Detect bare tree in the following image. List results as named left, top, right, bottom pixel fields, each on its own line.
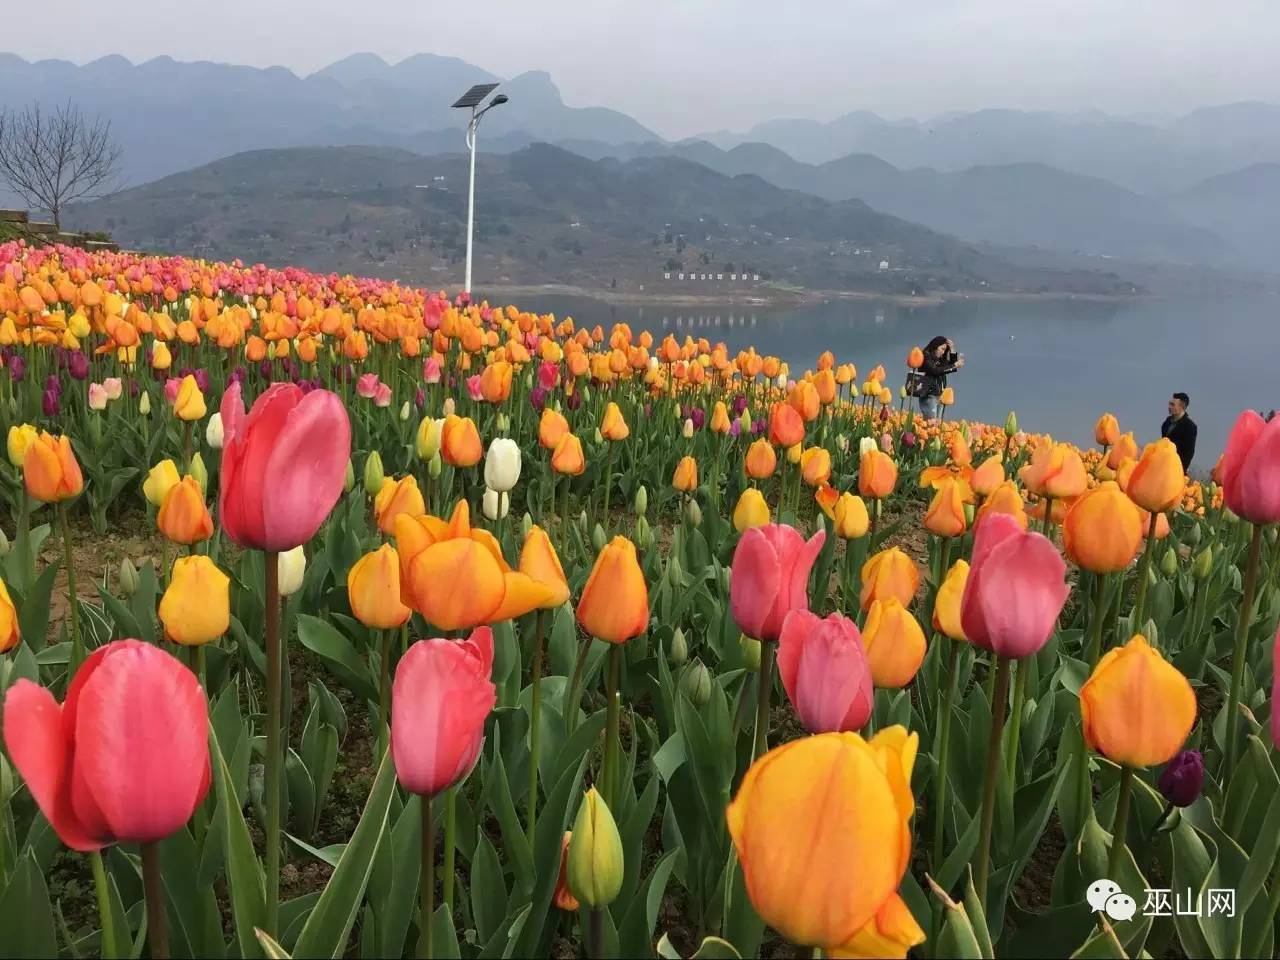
left=0, top=100, right=122, bottom=230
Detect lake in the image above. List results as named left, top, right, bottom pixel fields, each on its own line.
left=510, top=292, right=1279, bottom=468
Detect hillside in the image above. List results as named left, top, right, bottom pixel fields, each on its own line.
left=66, top=144, right=1138, bottom=298
left=1170, top=163, right=1280, bottom=271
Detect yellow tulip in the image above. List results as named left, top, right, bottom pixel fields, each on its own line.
left=159, top=555, right=230, bottom=646
left=733, top=488, right=770, bottom=532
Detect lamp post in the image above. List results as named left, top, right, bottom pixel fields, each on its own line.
left=451, top=83, right=508, bottom=296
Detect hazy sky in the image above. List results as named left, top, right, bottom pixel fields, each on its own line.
left=10, top=0, right=1280, bottom=138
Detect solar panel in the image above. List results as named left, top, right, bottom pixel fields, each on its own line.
left=452, top=83, right=500, bottom=109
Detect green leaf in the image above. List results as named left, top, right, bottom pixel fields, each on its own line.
left=211, top=724, right=267, bottom=960
left=254, top=928, right=293, bottom=959
left=655, top=933, right=743, bottom=959
left=617, top=849, right=679, bottom=958
left=290, top=748, right=397, bottom=959
left=471, top=829, right=507, bottom=946
left=296, top=614, right=379, bottom=703
left=1069, top=920, right=1129, bottom=958
left=0, top=850, right=57, bottom=959
left=16, top=562, right=58, bottom=649
left=927, top=875, right=986, bottom=960
left=962, top=868, right=995, bottom=960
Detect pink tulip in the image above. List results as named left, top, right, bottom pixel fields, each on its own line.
left=467, top=374, right=484, bottom=401
left=423, top=357, right=442, bottom=383
left=3, top=640, right=210, bottom=852
left=961, top=512, right=1069, bottom=658
left=1220, top=411, right=1280, bottom=525
left=777, top=609, right=873, bottom=733
left=87, top=382, right=108, bottom=410
left=373, top=382, right=392, bottom=408
left=538, top=361, right=560, bottom=390
left=391, top=628, right=496, bottom=796
left=730, top=523, right=826, bottom=642
left=164, top=377, right=181, bottom=404
left=219, top=381, right=351, bottom=551
left=356, top=373, right=380, bottom=399
left=103, top=377, right=122, bottom=400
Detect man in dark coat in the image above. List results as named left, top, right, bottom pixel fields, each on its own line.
left=1161, top=392, right=1197, bottom=473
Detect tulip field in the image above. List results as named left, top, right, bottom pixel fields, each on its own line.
left=2, top=239, right=1280, bottom=960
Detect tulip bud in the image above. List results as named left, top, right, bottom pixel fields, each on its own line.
left=496, top=412, right=510, bottom=432
left=668, top=554, right=683, bottom=588
left=669, top=627, right=688, bottom=665
left=1269, top=527, right=1279, bottom=546
left=581, top=384, right=592, bottom=404
left=443, top=397, right=456, bottom=416
left=118, top=558, right=140, bottom=597
left=859, top=436, right=878, bottom=458
left=399, top=400, right=411, bottom=421
left=416, top=417, right=442, bottom=461
left=685, top=498, right=702, bottom=527
left=899, top=384, right=908, bottom=400
left=634, top=485, right=648, bottom=516
left=1004, top=411, right=1018, bottom=437
left=482, top=488, right=510, bottom=521
left=1159, top=549, right=1178, bottom=577
left=567, top=788, right=624, bottom=908
left=683, top=418, right=695, bottom=438
left=344, top=460, right=356, bottom=492
left=205, top=411, right=224, bottom=449
left=594, top=428, right=604, bottom=444
left=278, top=545, right=306, bottom=597
left=740, top=634, right=761, bottom=671
left=521, top=512, right=533, bottom=538
left=0, top=528, right=8, bottom=558
left=592, top=523, right=607, bottom=552
left=189, top=453, right=208, bottom=494
left=1192, top=546, right=1213, bottom=580
left=1147, top=565, right=1158, bottom=587
left=635, top=515, right=653, bottom=549
left=139, top=392, right=152, bottom=416
left=1157, top=750, right=1204, bottom=808
left=429, top=452, right=442, bottom=479
left=363, top=451, right=384, bottom=495
left=680, top=659, right=712, bottom=706
left=578, top=510, right=590, bottom=535
left=1185, top=523, right=1201, bottom=546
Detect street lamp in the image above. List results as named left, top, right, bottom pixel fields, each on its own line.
left=451, top=83, right=509, bottom=296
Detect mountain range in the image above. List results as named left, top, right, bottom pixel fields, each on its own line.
left=2, top=51, right=1277, bottom=276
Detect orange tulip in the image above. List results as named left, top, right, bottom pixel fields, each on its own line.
left=519, top=525, right=571, bottom=609
left=480, top=361, right=513, bottom=403
left=800, top=447, right=832, bottom=487
left=710, top=401, right=732, bottom=433
left=969, top=454, right=1005, bottom=497
left=1080, top=635, right=1196, bottom=767
left=23, top=433, right=84, bottom=503
left=157, top=476, right=214, bottom=545
left=441, top=415, right=483, bottom=467
left=858, top=450, right=897, bottom=500
left=861, top=598, right=927, bottom=688
left=939, top=387, right=955, bottom=406
left=745, top=438, right=777, bottom=480
left=769, top=403, right=805, bottom=448
left=601, top=402, right=630, bottom=441
left=1063, top=482, right=1143, bottom=573
left=907, top=347, right=924, bottom=369
left=814, top=369, right=837, bottom=405
left=348, top=544, right=412, bottom=629
left=1019, top=441, right=1088, bottom=500
left=375, top=475, right=426, bottom=534
left=539, top=408, right=570, bottom=449
left=932, top=559, right=969, bottom=640
left=1107, top=432, right=1138, bottom=470
left=0, top=579, right=18, bottom=653
left=860, top=547, right=919, bottom=612
left=726, top=729, right=918, bottom=951
left=552, top=433, right=586, bottom=476
left=577, top=537, right=649, bottom=643
left=1094, top=413, right=1120, bottom=447
left=923, top=477, right=968, bottom=538
left=1126, top=439, right=1185, bottom=513
left=673, top=456, right=698, bottom=492
left=833, top=493, right=870, bottom=539
left=948, top=433, right=972, bottom=467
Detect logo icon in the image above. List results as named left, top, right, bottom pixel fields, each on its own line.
left=1087, top=878, right=1137, bottom=921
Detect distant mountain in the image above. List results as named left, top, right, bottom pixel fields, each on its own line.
left=0, top=52, right=658, bottom=188
left=65, top=143, right=1137, bottom=297
left=699, top=104, right=1280, bottom=194
left=1170, top=163, right=1280, bottom=270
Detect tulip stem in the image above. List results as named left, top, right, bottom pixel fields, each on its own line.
left=754, top=639, right=775, bottom=760
left=603, top=644, right=623, bottom=810
left=378, top=629, right=392, bottom=759
left=588, top=907, right=604, bottom=960
left=564, top=637, right=592, bottom=736
left=60, top=503, right=82, bottom=672
left=263, top=550, right=282, bottom=935
left=1223, top=524, right=1265, bottom=792
left=1005, top=658, right=1028, bottom=785
left=527, top=609, right=546, bottom=842
left=975, top=655, right=1011, bottom=905
left=419, top=794, right=435, bottom=960
left=90, top=851, right=118, bottom=960
left=1107, top=766, right=1134, bottom=880
left=17, top=491, right=32, bottom=589
left=1085, top=573, right=1110, bottom=668
left=932, top=638, right=960, bottom=871
left=1131, top=511, right=1160, bottom=629
left=601, top=442, right=615, bottom=535
left=141, top=842, right=170, bottom=960
left=443, top=788, right=456, bottom=910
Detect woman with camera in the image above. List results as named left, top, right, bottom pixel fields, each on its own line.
left=915, top=336, right=965, bottom=420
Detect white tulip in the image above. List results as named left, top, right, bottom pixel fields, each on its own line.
left=485, top=437, right=522, bottom=492
left=859, top=436, right=879, bottom=457
left=278, top=546, right=306, bottom=597
left=683, top=418, right=695, bottom=438
left=399, top=401, right=411, bottom=421
left=482, top=487, right=510, bottom=521
left=206, top=411, right=224, bottom=449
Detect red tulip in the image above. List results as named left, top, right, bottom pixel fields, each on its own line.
left=777, top=609, right=873, bottom=733
left=2, top=640, right=210, bottom=852
left=391, top=627, right=496, bottom=797
left=730, top=523, right=826, bottom=642
left=219, top=381, right=351, bottom=552
left=960, top=513, right=1070, bottom=659
left=1221, top=411, right=1280, bottom=525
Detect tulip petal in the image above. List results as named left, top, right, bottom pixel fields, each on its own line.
left=1238, top=417, right=1280, bottom=524
left=1221, top=410, right=1265, bottom=517
left=261, top=389, right=351, bottom=551
left=2, top=680, right=104, bottom=851
left=407, top=540, right=505, bottom=631
left=730, top=529, right=781, bottom=640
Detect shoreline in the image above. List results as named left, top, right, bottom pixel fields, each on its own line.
left=478, top=282, right=1152, bottom=308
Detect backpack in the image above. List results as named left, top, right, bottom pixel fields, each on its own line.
left=905, top=370, right=930, bottom=399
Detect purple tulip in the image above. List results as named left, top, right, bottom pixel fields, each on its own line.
left=178, top=366, right=194, bottom=380
left=194, top=369, right=210, bottom=393
left=752, top=417, right=767, bottom=435
left=566, top=390, right=583, bottom=411
left=691, top=408, right=706, bottom=430
left=681, top=404, right=692, bottom=419
left=42, top=388, right=60, bottom=417
left=44, top=374, right=61, bottom=394
left=415, top=387, right=426, bottom=409
left=729, top=420, right=742, bottom=437
left=732, top=394, right=749, bottom=415
left=229, top=366, right=247, bottom=385
left=129, top=379, right=140, bottom=398
left=68, top=352, right=89, bottom=381
left=1158, top=750, right=1203, bottom=808
left=257, top=360, right=272, bottom=380
left=8, top=355, right=26, bottom=382
left=902, top=431, right=917, bottom=448
left=297, top=379, right=315, bottom=395
left=529, top=386, right=548, bottom=412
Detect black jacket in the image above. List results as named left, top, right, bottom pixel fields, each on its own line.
left=919, top=353, right=958, bottom=398
left=1161, top=415, right=1197, bottom=472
